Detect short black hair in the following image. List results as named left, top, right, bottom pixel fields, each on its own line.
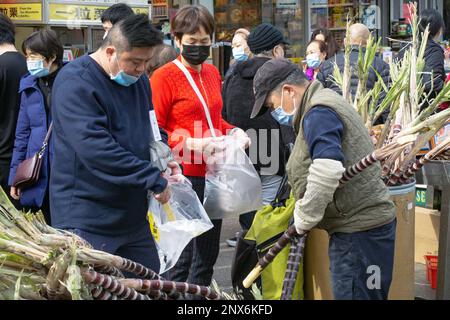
left=171, top=5, right=215, bottom=40
left=147, top=44, right=178, bottom=76
left=104, top=14, right=163, bottom=52
left=101, top=3, right=134, bottom=24
left=22, top=29, right=63, bottom=64
left=420, top=9, right=445, bottom=38
left=0, top=12, right=15, bottom=45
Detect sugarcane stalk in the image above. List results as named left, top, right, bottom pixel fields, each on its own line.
left=46, top=251, right=71, bottom=300
left=393, top=136, right=450, bottom=185
left=341, top=16, right=353, bottom=105
left=339, top=134, right=417, bottom=186
left=118, top=278, right=220, bottom=300
left=77, top=249, right=162, bottom=280
left=91, top=286, right=119, bottom=300
left=243, top=226, right=300, bottom=289
left=280, top=235, right=306, bottom=300
left=83, top=269, right=151, bottom=300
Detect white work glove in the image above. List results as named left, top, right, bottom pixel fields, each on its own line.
left=294, top=159, right=345, bottom=234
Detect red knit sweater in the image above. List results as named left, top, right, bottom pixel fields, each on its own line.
left=151, top=57, right=234, bottom=177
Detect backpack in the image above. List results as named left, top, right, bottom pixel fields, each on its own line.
left=230, top=173, right=304, bottom=300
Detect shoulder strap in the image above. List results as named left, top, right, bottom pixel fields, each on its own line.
left=172, top=59, right=216, bottom=138
left=38, top=122, right=52, bottom=157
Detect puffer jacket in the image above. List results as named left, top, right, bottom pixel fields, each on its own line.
left=317, top=47, right=390, bottom=123
left=317, top=47, right=390, bottom=96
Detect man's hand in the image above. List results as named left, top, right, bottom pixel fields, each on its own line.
left=10, top=187, right=20, bottom=200
left=154, top=184, right=171, bottom=204
left=230, top=128, right=251, bottom=149
left=167, top=161, right=182, bottom=176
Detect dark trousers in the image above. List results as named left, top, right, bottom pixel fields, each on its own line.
left=328, top=219, right=396, bottom=300
left=0, top=162, right=21, bottom=210
left=67, top=223, right=160, bottom=275
left=168, top=176, right=222, bottom=288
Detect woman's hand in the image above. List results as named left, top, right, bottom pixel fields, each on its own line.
left=230, top=128, right=251, bottom=149
left=10, top=187, right=20, bottom=200
left=185, top=136, right=225, bottom=153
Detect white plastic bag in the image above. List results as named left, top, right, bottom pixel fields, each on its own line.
left=148, top=175, right=213, bottom=274
left=203, top=137, right=263, bottom=219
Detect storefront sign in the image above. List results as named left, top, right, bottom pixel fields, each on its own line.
left=48, top=3, right=149, bottom=24
left=0, top=2, right=42, bottom=22
left=276, top=0, right=299, bottom=9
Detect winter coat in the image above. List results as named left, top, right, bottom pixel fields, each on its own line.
left=317, top=47, right=390, bottom=123
left=8, top=73, right=53, bottom=207
left=222, top=57, right=295, bottom=176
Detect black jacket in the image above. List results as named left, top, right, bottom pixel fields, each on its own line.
left=222, top=57, right=295, bottom=176
left=317, top=47, right=390, bottom=123
left=394, top=39, right=445, bottom=112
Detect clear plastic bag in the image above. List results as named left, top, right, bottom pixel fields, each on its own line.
left=203, top=137, right=263, bottom=219
left=148, top=175, right=213, bottom=274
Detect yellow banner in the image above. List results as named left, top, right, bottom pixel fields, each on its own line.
left=49, top=4, right=149, bottom=22
left=0, top=3, right=42, bottom=21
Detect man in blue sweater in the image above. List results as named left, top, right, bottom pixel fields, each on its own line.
left=51, top=14, right=179, bottom=272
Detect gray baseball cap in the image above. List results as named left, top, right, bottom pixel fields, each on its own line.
left=251, top=58, right=299, bottom=119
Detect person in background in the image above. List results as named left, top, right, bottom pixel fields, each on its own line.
left=0, top=13, right=28, bottom=207
left=304, top=39, right=327, bottom=81
left=418, top=9, right=446, bottom=110
left=310, top=28, right=340, bottom=59
left=146, top=43, right=178, bottom=77
left=227, top=28, right=252, bottom=76
left=8, top=29, right=64, bottom=225
left=222, top=23, right=295, bottom=247
left=317, top=23, right=390, bottom=123
left=151, top=5, right=250, bottom=291
left=51, top=14, right=177, bottom=273
left=101, top=2, right=134, bottom=39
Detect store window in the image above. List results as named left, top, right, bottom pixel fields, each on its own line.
left=262, top=0, right=304, bottom=63
left=215, top=0, right=262, bottom=41
left=309, top=0, right=380, bottom=48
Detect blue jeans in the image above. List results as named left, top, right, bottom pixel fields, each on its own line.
left=328, top=219, right=396, bottom=300
left=67, top=223, right=160, bottom=276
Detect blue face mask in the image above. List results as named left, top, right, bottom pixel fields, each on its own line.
left=306, top=53, right=322, bottom=69
left=109, top=56, right=139, bottom=87
left=27, top=59, right=50, bottom=78
left=232, top=47, right=248, bottom=62
left=271, top=92, right=297, bottom=126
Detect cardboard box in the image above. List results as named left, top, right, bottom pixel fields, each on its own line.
left=304, top=190, right=417, bottom=300
left=415, top=207, right=440, bottom=263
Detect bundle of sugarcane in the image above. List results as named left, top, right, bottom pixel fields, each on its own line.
left=0, top=187, right=233, bottom=300
left=331, top=2, right=450, bottom=185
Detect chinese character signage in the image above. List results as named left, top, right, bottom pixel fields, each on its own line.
left=0, top=1, right=42, bottom=22
left=48, top=3, right=149, bottom=25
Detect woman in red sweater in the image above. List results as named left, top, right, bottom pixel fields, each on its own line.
left=151, top=5, right=250, bottom=291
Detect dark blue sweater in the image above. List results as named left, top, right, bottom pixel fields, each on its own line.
left=303, top=106, right=345, bottom=163
left=50, top=54, right=168, bottom=235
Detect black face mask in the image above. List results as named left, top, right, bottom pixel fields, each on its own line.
left=181, top=44, right=211, bottom=65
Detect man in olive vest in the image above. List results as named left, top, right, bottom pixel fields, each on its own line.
left=250, top=58, right=396, bottom=300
